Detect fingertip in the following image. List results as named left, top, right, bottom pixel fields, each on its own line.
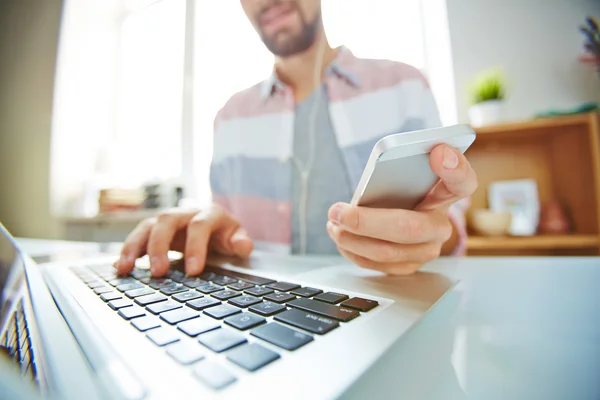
left=116, top=254, right=135, bottom=276
left=185, top=256, right=203, bottom=276
left=430, top=145, right=465, bottom=176
left=150, top=255, right=170, bottom=278
left=232, top=237, right=253, bottom=258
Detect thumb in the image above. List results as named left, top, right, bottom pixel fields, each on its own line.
left=230, top=228, right=253, bottom=258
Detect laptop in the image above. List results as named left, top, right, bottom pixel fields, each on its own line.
left=0, top=222, right=456, bottom=400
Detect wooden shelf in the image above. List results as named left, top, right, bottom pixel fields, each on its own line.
left=473, top=113, right=594, bottom=137
left=467, top=234, right=600, bottom=251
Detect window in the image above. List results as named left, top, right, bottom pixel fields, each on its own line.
left=114, top=0, right=187, bottom=186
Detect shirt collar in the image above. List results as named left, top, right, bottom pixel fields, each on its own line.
left=260, top=45, right=360, bottom=101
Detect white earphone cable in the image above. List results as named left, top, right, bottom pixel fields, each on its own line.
left=290, top=36, right=326, bottom=254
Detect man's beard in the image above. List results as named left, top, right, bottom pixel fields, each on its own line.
left=257, top=3, right=322, bottom=57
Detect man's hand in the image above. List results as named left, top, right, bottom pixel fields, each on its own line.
left=115, top=204, right=253, bottom=277
left=326, top=144, right=477, bottom=275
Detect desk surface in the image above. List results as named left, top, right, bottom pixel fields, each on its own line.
left=16, top=238, right=600, bottom=400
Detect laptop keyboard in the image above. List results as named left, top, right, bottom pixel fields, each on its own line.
left=0, top=299, right=38, bottom=384
left=70, top=264, right=379, bottom=391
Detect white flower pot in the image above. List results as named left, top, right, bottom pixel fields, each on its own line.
left=468, top=100, right=505, bottom=127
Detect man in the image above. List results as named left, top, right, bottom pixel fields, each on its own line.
left=116, top=0, right=478, bottom=278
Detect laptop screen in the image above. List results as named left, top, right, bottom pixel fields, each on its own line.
left=0, top=225, right=25, bottom=330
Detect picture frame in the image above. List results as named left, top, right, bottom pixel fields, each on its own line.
left=488, top=179, right=540, bottom=236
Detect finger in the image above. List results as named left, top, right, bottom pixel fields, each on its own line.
left=228, top=228, right=254, bottom=258
left=327, top=221, right=442, bottom=264
left=418, top=145, right=477, bottom=211
left=147, top=211, right=194, bottom=277
left=117, top=218, right=155, bottom=275
left=337, top=247, right=422, bottom=275
left=208, top=226, right=254, bottom=262
left=329, top=203, right=449, bottom=244
left=184, top=207, right=239, bottom=275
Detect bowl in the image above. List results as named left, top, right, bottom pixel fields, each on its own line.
left=468, top=209, right=512, bottom=236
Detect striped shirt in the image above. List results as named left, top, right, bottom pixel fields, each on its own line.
left=210, top=47, right=468, bottom=256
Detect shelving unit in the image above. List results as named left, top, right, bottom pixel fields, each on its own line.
left=465, top=112, right=600, bottom=256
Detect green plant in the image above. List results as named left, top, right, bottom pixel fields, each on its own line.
left=469, top=69, right=506, bottom=105
left=580, top=16, right=599, bottom=59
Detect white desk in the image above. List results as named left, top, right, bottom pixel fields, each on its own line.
left=16, top=239, right=600, bottom=400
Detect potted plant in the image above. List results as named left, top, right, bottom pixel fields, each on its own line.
left=579, top=16, right=599, bottom=104
left=467, top=69, right=506, bottom=127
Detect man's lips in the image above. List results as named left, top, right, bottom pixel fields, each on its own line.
left=258, top=3, right=296, bottom=31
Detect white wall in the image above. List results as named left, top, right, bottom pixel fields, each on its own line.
left=0, top=0, right=64, bottom=239
left=446, top=0, right=600, bottom=123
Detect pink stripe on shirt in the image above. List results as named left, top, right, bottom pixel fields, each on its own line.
left=216, top=195, right=291, bottom=245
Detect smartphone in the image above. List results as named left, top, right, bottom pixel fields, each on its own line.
left=350, top=124, right=476, bottom=209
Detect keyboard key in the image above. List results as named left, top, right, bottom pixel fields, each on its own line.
left=264, top=292, right=295, bottom=304
left=199, top=271, right=219, bottom=281
left=212, top=276, right=238, bottom=286
left=116, top=282, right=144, bottom=292
left=178, top=318, right=220, bottom=337
left=204, top=304, right=241, bottom=320
left=93, top=287, right=113, bottom=295
left=118, top=306, right=146, bottom=320
left=131, top=269, right=151, bottom=280
left=166, top=341, right=205, bottom=365
left=135, top=294, right=167, bottom=306
left=172, top=291, right=202, bottom=303
left=288, top=298, right=359, bottom=322
left=313, top=292, right=349, bottom=304
left=81, top=277, right=100, bottom=285
left=198, top=329, right=246, bottom=353
left=131, top=316, right=160, bottom=332
left=208, top=268, right=275, bottom=285
left=125, top=287, right=154, bottom=299
left=148, top=279, right=175, bottom=290
left=100, top=292, right=122, bottom=302
left=226, top=343, right=280, bottom=372
left=224, top=313, right=265, bottom=330
left=228, top=295, right=262, bottom=308
left=197, top=284, right=223, bottom=294
left=182, top=278, right=207, bottom=288
left=290, top=287, right=323, bottom=298
left=160, top=285, right=188, bottom=296
left=87, top=281, right=106, bottom=289
left=248, top=301, right=286, bottom=317
left=146, top=328, right=180, bottom=347
left=192, top=361, right=236, bottom=391
left=97, top=270, right=117, bottom=279
left=211, top=290, right=242, bottom=301
left=341, top=297, right=379, bottom=312
left=160, top=308, right=199, bottom=325
left=167, top=270, right=186, bottom=283
left=108, top=299, right=133, bottom=310
left=274, top=309, right=339, bottom=334
left=228, top=281, right=254, bottom=291
left=187, top=297, right=220, bottom=311
left=266, top=281, right=300, bottom=292
left=251, top=322, right=313, bottom=351
left=147, top=301, right=182, bottom=315
left=109, top=278, right=135, bottom=287
left=244, top=286, right=274, bottom=297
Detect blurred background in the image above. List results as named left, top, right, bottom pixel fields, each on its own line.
left=0, top=0, right=599, bottom=257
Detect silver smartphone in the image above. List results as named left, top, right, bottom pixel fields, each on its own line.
left=351, top=124, right=476, bottom=209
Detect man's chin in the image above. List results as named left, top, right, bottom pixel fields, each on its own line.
left=262, top=36, right=314, bottom=57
